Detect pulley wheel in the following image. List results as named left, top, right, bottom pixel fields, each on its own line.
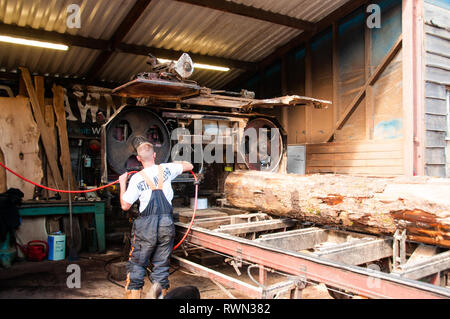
left=106, top=107, right=171, bottom=174
left=242, top=118, right=283, bottom=172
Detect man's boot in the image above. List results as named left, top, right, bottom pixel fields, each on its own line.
left=125, top=289, right=142, bottom=299
left=146, top=282, right=163, bottom=299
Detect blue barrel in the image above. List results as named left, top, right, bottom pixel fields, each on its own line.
left=48, top=233, right=66, bottom=261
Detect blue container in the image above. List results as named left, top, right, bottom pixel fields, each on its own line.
left=48, top=233, right=66, bottom=261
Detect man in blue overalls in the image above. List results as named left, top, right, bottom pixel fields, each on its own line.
left=119, top=141, right=193, bottom=299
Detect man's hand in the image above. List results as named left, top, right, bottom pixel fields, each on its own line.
left=119, top=172, right=132, bottom=211
left=119, top=172, right=129, bottom=185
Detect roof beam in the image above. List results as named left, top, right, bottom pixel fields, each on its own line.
left=175, top=0, right=316, bottom=31
left=223, top=0, right=369, bottom=90
left=0, top=23, right=257, bottom=75
left=86, top=0, right=153, bottom=81
left=0, top=22, right=108, bottom=50
left=117, top=43, right=257, bottom=71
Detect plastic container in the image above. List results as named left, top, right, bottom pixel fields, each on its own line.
left=190, top=197, right=208, bottom=210
left=48, top=233, right=66, bottom=261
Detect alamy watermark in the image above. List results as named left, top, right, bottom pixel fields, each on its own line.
left=66, top=264, right=81, bottom=289
left=66, top=3, right=381, bottom=30
left=169, top=120, right=281, bottom=170
left=67, top=4, right=81, bottom=29
left=367, top=4, right=381, bottom=29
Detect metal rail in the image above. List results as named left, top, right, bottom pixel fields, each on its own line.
left=175, top=223, right=450, bottom=299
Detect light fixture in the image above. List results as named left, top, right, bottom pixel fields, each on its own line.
left=0, top=35, right=69, bottom=51
left=157, top=58, right=230, bottom=72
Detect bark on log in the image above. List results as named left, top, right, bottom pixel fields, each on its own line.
left=224, top=171, right=450, bottom=248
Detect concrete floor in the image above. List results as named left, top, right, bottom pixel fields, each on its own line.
left=0, top=245, right=332, bottom=299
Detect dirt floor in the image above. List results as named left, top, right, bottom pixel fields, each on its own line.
left=0, top=244, right=333, bottom=299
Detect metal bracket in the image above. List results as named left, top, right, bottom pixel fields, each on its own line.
left=181, top=242, right=189, bottom=257
left=393, top=229, right=407, bottom=271
left=260, top=276, right=307, bottom=299
left=225, top=248, right=243, bottom=276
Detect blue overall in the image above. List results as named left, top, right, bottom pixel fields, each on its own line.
left=126, top=166, right=175, bottom=290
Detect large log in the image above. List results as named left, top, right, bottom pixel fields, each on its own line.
left=224, top=171, right=450, bottom=248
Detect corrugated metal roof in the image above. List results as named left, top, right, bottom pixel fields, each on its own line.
left=0, top=0, right=351, bottom=89
left=229, top=0, right=350, bottom=22
left=0, top=0, right=135, bottom=39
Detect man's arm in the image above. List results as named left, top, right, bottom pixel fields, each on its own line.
left=172, top=161, right=193, bottom=172
left=119, top=173, right=132, bottom=211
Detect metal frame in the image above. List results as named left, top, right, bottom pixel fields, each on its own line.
left=175, top=218, right=450, bottom=299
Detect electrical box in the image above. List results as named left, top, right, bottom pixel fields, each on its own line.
left=287, top=145, right=306, bottom=175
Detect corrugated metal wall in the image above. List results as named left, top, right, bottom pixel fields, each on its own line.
left=423, top=0, right=450, bottom=177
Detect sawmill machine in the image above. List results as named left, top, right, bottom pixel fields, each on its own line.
left=101, top=53, right=330, bottom=192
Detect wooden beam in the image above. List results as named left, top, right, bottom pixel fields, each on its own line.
left=402, top=0, right=425, bottom=176
left=325, top=36, right=403, bottom=142
left=364, top=6, right=374, bottom=141
left=86, top=0, right=153, bottom=80
left=19, top=67, right=64, bottom=191
left=0, top=23, right=256, bottom=74
left=0, top=22, right=107, bottom=50
left=52, top=84, right=76, bottom=192
left=305, top=41, right=312, bottom=144
left=118, top=43, right=256, bottom=71
left=224, top=0, right=368, bottom=90
left=332, top=22, right=339, bottom=142
left=175, top=0, right=315, bottom=31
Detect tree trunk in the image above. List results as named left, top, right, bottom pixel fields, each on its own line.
left=224, top=171, right=450, bottom=248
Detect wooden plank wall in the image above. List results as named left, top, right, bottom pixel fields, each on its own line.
left=304, top=0, right=404, bottom=177
left=306, top=139, right=404, bottom=176
left=423, top=1, right=450, bottom=177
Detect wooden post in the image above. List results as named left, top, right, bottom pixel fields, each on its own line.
left=305, top=41, right=313, bottom=144
left=34, top=76, right=48, bottom=198
left=280, top=55, right=289, bottom=133
left=364, top=9, right=374, bottom=140
left=52, top=84, right=76, bottom=193
left=402, top=0, right=425, bottom=176
left=332, top=22, right=339, bottom=142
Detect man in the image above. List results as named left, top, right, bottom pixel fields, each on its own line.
left=119, top=141, right=193, bottom=299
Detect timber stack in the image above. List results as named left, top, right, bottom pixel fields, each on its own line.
left=224, top=171, right=450, bottom=248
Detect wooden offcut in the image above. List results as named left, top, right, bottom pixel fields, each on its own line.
left=19, top=67, right=64, bottom=192
left=224, top=170, right=450, bottom=248
left=52, top=84, right=76, bottom=192
left=0, top=97, right=43, bottom=199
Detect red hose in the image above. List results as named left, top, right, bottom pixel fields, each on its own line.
left=0, top=161, right=197, bottom=250
left=173, top=170, right=198, bottom=251
left=0, top=161, right=137, bottom=193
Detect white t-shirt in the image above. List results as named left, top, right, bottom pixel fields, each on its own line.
left=122, top=163, right=183, bottom=212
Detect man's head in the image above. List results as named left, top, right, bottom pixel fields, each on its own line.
left=136, top=142, right=156, bottom=165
